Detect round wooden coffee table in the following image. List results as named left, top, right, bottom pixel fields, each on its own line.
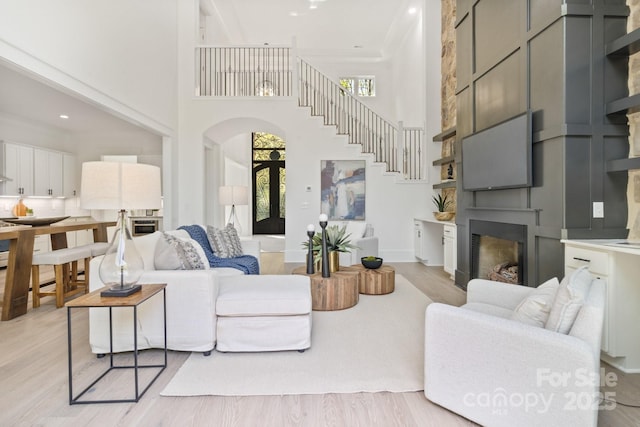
left=352, top=264, right=395, bottom=295
left=292, top=266, right=360, bottom=311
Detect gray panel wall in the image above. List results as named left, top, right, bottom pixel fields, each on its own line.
left=454, top=0, right=629, bottom=288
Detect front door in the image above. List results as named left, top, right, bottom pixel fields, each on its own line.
left=252, top=132, right=285, bottom=234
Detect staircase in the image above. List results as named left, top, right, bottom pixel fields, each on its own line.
left=196, top=46, right=425, bottom=181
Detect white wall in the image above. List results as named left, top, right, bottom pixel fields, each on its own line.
left=0, top=0, right=179, bottom=132
left=170, top=0, right=437, bottom=261
left=0, top=0, right=441, bottom=254
left=0, top=114, right=70, bottom=151
left=390, top=12, right=427, bottom=126
left=179, top=97, right=431, bottom=262
left=67, top=130, right=162, bottom=166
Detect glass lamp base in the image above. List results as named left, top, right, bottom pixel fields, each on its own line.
left=100, top=284, right=142, bottom=297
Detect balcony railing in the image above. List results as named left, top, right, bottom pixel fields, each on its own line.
left=195, top=46, right=425, bottom=180
left=196, top=46, right=293, bottom=97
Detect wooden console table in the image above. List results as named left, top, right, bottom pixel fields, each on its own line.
left=1, top=220, right=116, bottom=321
left=292, top=266, right=360, bottom=311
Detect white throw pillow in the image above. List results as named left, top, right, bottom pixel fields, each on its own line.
left=133, top=231, right=163, bottom=270
left=154, top=235, right=182, bottom=270
left=545, top=266, right=592, bottom=334
left=154, top=232, right=206, bottom=270
left=509, top=277, right=560, bottom=327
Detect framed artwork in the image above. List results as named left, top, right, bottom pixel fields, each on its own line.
left=320, top=160, right=365, bottom=220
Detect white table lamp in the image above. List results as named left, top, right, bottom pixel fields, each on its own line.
left=80, top=161, right=161, bottom=296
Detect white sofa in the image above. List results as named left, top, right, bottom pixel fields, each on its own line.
left=88, top=228, right=260, bottom=354
left=424, top=274, right=605, bottom=427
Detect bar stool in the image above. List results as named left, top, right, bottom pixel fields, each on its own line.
left=31, top=246, right=93, bottom=308
left=69, top=242, right=109, bottom=281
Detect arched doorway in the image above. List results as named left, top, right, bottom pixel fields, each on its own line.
left=252, top=132, right=285, bottom=234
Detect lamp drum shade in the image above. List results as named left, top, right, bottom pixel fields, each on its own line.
left=218, top=185, right=248, bottom=206
left=80, top=161, right=162, bottom=210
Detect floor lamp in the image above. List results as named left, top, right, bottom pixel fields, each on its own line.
left=80, top=161, right=162, bottom=296
left=219, top=185, right=248, bottom=234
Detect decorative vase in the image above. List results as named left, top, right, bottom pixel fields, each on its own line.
left=434, top=211, right=455, bottom=221
left=328, top=251, right=340, bottom=272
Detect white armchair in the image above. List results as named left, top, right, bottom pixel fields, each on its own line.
left=330, top=221, right=379, bottom=266
left=424, top=276, right=605, bottom=427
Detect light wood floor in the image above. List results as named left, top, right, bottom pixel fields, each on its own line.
left=0, top=254, right=638, bottom=426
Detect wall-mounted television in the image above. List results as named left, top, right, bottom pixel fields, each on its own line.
left=462, top=112, right=532, bottom=191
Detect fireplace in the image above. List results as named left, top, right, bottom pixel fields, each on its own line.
left=469, top=220, right=527, bottom=286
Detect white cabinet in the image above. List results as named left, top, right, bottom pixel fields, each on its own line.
left=414, top=217, right=456, bottom=274
left=563, top=240, right=640, bottom=373
left=414, top=221, right=423, bottom=260
left=63, top=154, right=77, bottom=197
left=0, top=141, right=75, bottom=198
left=443, top=223, right=457, bottom=279
left=1, top=142, right=34, bottom=196
left=34, top=148, right=63, bottom=197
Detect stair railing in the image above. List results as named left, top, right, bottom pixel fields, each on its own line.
left=298, top=58, right=400, bottom=173
left=195, top=46, right=425, bottom=180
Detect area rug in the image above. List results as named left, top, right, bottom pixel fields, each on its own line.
left=161, top=275, right=431, bottom=397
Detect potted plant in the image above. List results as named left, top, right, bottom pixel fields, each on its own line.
left=432, top=193, right=455, bottom=221
left=302, top=224, right=358, bottom=272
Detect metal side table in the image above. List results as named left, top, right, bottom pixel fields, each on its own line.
left=66, top=283, right=167, bottom=404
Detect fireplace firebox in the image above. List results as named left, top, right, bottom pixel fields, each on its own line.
left=469, top=220, right=528, bottom=286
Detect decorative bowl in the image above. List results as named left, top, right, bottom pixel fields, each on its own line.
left=361, top=256, right=383, bottom=269
left=433, top=211, right=455, bottom=221
left=2, top=215, right=70, bottom=226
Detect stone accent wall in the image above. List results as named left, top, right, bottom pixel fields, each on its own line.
left=628, top=0, right=640, bottom=240
left=440, top=0, right=457, bottom=212
left=441, top=0, right=457, bottom=131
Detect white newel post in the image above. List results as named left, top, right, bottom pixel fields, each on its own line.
left=397, top=121, right=405, bottom=180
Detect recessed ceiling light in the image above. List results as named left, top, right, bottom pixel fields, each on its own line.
left=289, top=11, right=298, bottom=17
left=309, top=4, right=318, bottom=9
left=409, top=7, right=417, bottom=14
left=59, top=114, right=69, bottom=119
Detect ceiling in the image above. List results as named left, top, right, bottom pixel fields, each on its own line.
left=0, top=0, right=425, bottom=135
left=205, top=0, right=423, bottom=57
left=0, top=62, right=148, bottom=134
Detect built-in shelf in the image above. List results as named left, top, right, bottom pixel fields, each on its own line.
left=605, top=93, right=640, bottom=115
left=607, top=157, right=640, bottom=172
left=432, top=127, right=457, bottom=142
left=433, top=180, right=456, bottom=189
left=432, top=155, right=455, bottom=166
left=432, top=128, right=457, bottom=190
left=606, top=27, right=640, bottom=56
left=605, top=28, right=640, bottom=115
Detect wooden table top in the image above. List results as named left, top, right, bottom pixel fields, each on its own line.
left=66, top=284, right=166, bottom=308
left=0, top=220, right=116, bottom=239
